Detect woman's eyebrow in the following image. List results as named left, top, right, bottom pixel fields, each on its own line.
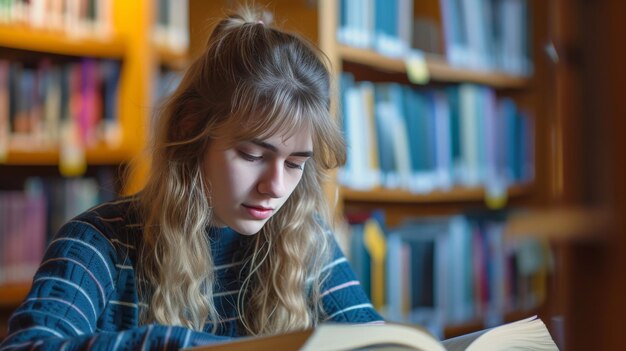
left=250, top=139, right=313, bottom=157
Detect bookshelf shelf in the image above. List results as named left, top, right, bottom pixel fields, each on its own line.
left=3, top=145, right=134, bottom=165
left=0, top=24, right=125, bottom=58
left=505, top=207, right=610, bottom=241
left=341, top=183, right=532, bottom=203
left=155, top=43, right=189, bottom=70
left=338, top=45, right=530, bottom=88
left=0, top=283, right=30, bottom=308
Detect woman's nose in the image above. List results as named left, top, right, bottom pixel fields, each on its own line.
left=257, top=161, right=287, bottom=198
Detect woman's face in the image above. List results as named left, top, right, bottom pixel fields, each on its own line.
left=204, top=127, right=313, bottom=235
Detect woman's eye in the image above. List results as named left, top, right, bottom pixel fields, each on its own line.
left=238, top=151, right=262, bottom=162
left=285, top=161, right=304, bottom=170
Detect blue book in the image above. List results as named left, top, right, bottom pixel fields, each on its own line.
left=446, top=86, right=462, bottom=184
left=374, top=84, right=400, bottom=188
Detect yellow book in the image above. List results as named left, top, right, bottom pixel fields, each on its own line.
left=363, top=217, right=387, bottom=310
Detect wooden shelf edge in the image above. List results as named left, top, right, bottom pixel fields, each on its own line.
left=341, top=183, right=531, bottom=204
left=504, top=206, right=611, bottom=242
left=338, top=45, right=530, bottom=88
left=0, top=283, right=30, bottom=308
left=2, top=145, right=135, bottom=165
left=155, top=44, right=189, bottom=70
left=0, top=24, right=125, bottom=58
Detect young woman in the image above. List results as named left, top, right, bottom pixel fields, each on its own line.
left=0, top=6, right=383, bottom=351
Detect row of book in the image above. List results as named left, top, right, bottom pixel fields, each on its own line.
left=0, top=57, right=122, bottom=155
left=0, top=0, right=190, bottom=54
left=339, top=73, right=534, bottom=194
left=0, top=0, right=114, bottom=38
left=337, top=0, right=531, bottom=76
left=441, top=0, right=532, bottom=75
left=338, top=0, right=414, bottom=58
left=343, top=210, right=552, bottom=338
left=0, top=173, right=116, bottom=285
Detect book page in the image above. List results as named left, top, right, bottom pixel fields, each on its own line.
left=441, top=329, right=486, bottom=351
left=465, top=316, right=559, bottom=351
left=301, top=323, right=445, bottom=351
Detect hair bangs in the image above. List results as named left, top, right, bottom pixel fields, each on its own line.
left=223, top=84, right=345, bottom=170
left=220, top=86, right=320, bottom=145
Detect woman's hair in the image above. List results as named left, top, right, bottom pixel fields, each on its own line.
left=136, top=5, right=346, bottom=336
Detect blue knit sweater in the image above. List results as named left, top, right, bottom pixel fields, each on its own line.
left=0, top=197, right=383, bottom=350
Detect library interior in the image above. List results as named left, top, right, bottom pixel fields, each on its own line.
left=0, top=0, right=625, bottom=350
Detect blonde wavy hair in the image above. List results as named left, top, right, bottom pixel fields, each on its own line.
left=136, top=5, right=346, bottom=336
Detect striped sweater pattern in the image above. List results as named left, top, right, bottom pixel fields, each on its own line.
left=0, top=197, right=383, bottom=350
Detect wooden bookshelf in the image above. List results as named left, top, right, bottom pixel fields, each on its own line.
left=0, top=0, right=160, bottom=333
left=319, top=0, right=552, bottom=339
left=338, top=45, right=530, bottom=88
left=319, top=0, right=538, bottom=221
left=0, top=24, right=125, bottom=59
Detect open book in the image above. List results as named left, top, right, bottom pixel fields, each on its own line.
left=184, top=315, right=559, bottom=351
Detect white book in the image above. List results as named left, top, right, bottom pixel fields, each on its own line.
left=439, top=0, right=471, bottom=67
left=185, top=316, right=559, bottom=351
left=168, top=0, right=189, bottom=52
left=458, top=84, right=481, bottom=187
left=432, top=91, right=453, bottom=190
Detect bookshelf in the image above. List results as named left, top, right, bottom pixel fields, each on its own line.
left=324, top=0, right=626, bottom=348
left=526, top=0, right=626, bottom=350
left=320, top=0, right=549, bottom=338
left=0, top=0, right=189, bottom=339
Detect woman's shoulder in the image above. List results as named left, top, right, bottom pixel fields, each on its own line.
left=59, top=195, right=143, bottom=247
left=73, top=195, right=139, bottom=223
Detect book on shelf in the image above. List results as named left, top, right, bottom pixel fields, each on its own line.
left=337, top=0, right=416, bottom=58
left=0, top=56, right=122, bottom=158
left=183, top=315, right=558, bottom=351
left=0, top=0, right=115, bottom=38
left=344, top=212, right=553, bottom=331
left=439, top=0, right=532, bottom=75
left=153, top=0, right=190, bottom=53
left=0, top=173, right=116, bottom=285
left=337, top=0, right=532, bottom=74
left=337, top=73, right=534, bottom=194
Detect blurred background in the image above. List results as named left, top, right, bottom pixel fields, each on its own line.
left=0, top=1, right=624, bottom=350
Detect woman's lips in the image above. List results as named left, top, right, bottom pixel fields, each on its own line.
left=242, top=204, right=274, bottom=220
